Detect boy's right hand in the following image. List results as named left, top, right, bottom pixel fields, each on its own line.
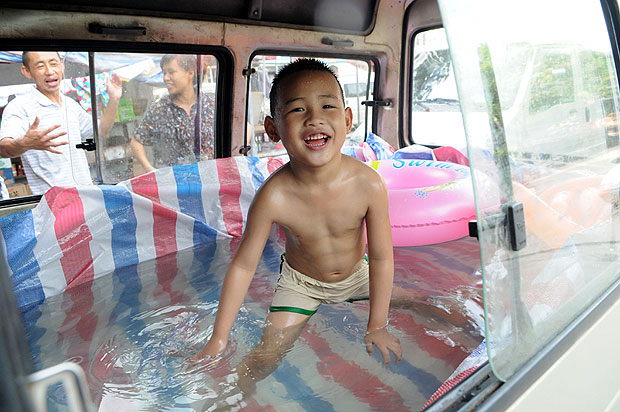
left=364, top=327, right=402, bottom=364
left=192, top=336, right=228, bottom=361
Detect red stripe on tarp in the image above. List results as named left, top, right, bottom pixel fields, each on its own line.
left=58, top=281, right=98, bottom=403
left=267, top=157, right=284, bottom=174
left=127, top=171, right=161, bottom=202
left=130, top=172, right=179, bottom=260
left=131, top=173, right=182, bottom=300
left=45, top=186, right=95, bottom=287
left=304, top=328, right=409, bottom=411
left=217, top=158, right=244, bottom=237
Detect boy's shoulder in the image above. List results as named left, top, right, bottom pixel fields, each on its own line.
left=342, top=155, right=384, bottom=183
left=254, top=161, right=292, bottom=197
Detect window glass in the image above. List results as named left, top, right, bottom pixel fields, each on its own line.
left=0, top=51, right=218, bottom=199
left=249, top=55, right=374, bottom=157
left=411, top=28, right=466, bottom=151
left=529, top=53, right=575, bottom=113
left=439, top=0, right=620, bottom=381
left=93, top=53, right=218, bottom=181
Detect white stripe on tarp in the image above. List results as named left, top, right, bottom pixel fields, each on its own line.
left=79, top=187, right=116, bottom=277
left=198, top=160, right=228, bottom=235
left=235, top=158, right=257, bottom=233
left=128, top=188, right=157, bottom=264
left=32, top=196, right=67, bottom=297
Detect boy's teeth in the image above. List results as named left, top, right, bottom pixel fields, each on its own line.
left=305, top=135, right=328, bottom=141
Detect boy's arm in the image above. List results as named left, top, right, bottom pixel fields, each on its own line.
left=364, top=173, right=402, bottom=364
left=196, top=189, right=276, bottom=358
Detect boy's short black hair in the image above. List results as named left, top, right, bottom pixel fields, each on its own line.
left=269, top=58, right=344, bottom=117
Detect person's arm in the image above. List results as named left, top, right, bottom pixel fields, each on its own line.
left=0, top=116, right=67, bottom=158
left=364, top=172, right=402, bottom=364
left=129, top=138, right=156, bottom=173
left=196, top=187, right=276, bottom=358
left=98, top=73, right=122, bottom=138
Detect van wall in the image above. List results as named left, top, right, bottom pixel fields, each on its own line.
left=0, top=1, right=409, bottom=151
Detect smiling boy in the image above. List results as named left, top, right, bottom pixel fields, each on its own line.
left=197, top=59, right=401, bottom=397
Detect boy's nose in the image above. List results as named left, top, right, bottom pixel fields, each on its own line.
left=305, top=107, right=325, bottom=125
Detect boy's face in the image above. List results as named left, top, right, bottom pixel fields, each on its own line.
left=265, top=70, right=352, bottom=167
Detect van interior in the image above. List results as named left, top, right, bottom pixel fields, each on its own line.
left=1, top=0, right=620, bottom=411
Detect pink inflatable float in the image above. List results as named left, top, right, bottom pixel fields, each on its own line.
left=368, top=159, right=476, bottom=247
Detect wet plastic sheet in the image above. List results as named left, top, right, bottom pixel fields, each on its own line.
left=0, top=156, right=286, bottom=308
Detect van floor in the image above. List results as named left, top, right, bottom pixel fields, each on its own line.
left=20, top=235, right=484, bottom=411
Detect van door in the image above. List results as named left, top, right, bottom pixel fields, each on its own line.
left=510, top=46, right=608, bottom=159
left=438, top=0, right=620, bottom=387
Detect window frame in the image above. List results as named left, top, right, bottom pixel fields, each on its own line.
left=0, top=39, right=234, bottom=194
left=244, top=49, right=381, bottom=156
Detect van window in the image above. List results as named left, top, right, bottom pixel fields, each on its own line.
left=0, top=51, right=219, bottom=198
left=410, top=28, right=466, bottom=151
left=249, top=55, right=375, bottom=157
left=439, top=0, right=620, bottom=381
left=529, top=53, right=575, bottom=113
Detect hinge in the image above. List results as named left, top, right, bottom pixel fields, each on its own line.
left=76, top=138, right=96, bottom=152
left=242, top=68, right=256, bottom=78
left=506, top=201, right=527, bottom=251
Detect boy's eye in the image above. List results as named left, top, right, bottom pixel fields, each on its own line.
left=323, top=104, right=335, bottom=109
left=288, top=107, right=304, bottom=113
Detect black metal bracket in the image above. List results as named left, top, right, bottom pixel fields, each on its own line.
left=506, top=201, right=527, bottom=251
left=321, top=37, right=354, bottom=48
left=88, top=23, right=147, bottom=36
left=468, top=220, right=478, bottom=239
left=468, top=202, right=526, bottom=252
left=76, top=139, right=96, bottom=152
left=242, top=67, right=256, bottom=78
left=361, top=99, right=392, bottom=108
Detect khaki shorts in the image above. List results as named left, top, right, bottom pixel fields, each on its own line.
left=269, top=255, right=370, bottom=316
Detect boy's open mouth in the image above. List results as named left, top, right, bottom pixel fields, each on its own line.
left=304, top=134, right=330, bottom=148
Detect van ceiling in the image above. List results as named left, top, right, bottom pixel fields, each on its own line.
left=2, top=0, right=379, bottom=34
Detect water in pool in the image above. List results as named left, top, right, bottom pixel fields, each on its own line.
left=21, top=235, right=483, bottom=411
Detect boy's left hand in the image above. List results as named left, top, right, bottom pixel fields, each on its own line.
left=364, top=327, right=402, bottom=364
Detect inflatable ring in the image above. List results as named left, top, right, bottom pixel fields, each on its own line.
left=369, top=159, right=476, bottom=247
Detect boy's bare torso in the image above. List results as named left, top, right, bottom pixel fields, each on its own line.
left=262, top=156, right=375, bottom=283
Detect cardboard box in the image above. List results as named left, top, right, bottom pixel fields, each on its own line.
left=7, top=183, right=32, bottom=198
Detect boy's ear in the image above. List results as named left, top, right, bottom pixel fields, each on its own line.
left=264, top=116, right=281, bottom=143
left=344, top=107, right=353, bottom=134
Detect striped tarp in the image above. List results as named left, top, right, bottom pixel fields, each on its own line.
left=1, top=156, right=286, bottom=309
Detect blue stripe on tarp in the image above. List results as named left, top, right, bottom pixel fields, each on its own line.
left=174, top=163, right=206, bottom=222
left=173, top=163, right=218, bottom=246
left=0, top=209, right=45, bottom=308
left=318, top=305, right=442, bottom=398
left=273, top=361, right=337, bottom=412
left=20, top=303, right=45, bottom=370
left=100, top=186, right=139, bottom=269
left=246, top=156, right=266, bottom=190
left=0, top=210, right=45, bottom=369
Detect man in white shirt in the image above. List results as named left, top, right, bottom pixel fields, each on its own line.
left=0, top=51, right=122, bottom=195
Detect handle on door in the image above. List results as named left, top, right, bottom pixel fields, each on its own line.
left=26, top=362, right=93, bottom=412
